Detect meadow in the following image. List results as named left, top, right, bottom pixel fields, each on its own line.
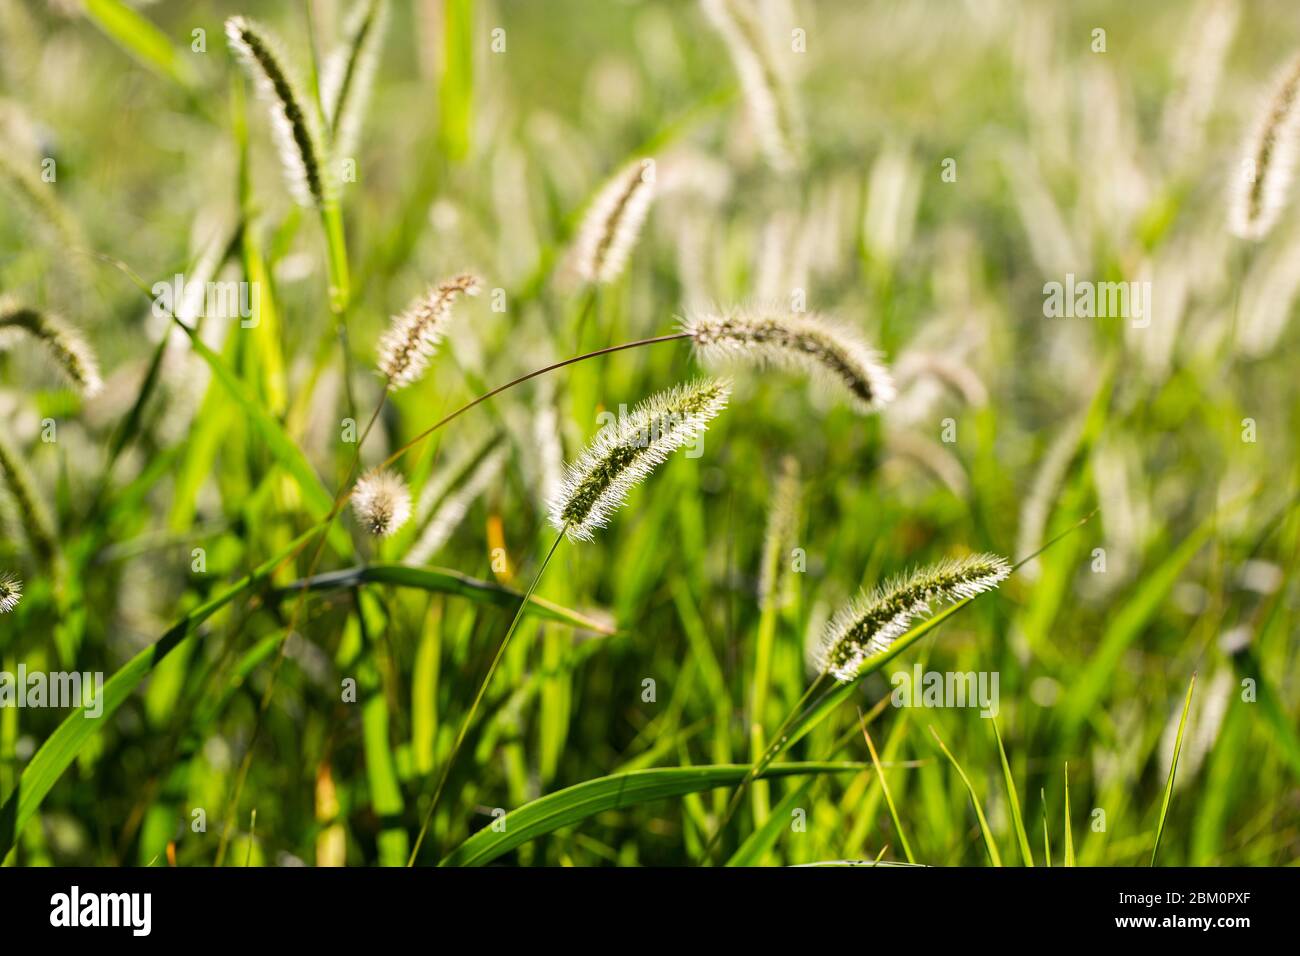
left=0, top=0, right=1297, bottom=868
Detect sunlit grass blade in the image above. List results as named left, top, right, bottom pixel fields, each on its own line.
left=725, top=776, right=813, bottom=866
left=1064, top=763, right=1075, bottom=867
left=439, top=762, right=863, bottom=867
left=929, top=725, right=1002, bottom=866
left=1152, top=672, right=1196, bottom=866
left=1041, top=787, right=1052, bottom=867
left=82, top=0, right=196, bottom=89
left=859, top=710, right=915, bottom=864
left=992, top=718, right=1034, bottom=866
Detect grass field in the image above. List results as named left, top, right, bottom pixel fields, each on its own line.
left=0, top=0, right=1297, bottom=868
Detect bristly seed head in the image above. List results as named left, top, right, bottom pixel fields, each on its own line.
left=701, top=0, right=803, bottom=172
left=549, top=378, right=731, bottom=541
left=322, top=0, right=388, bottom=160
left=1231, top=53, right=1300, bottom=240
left=0, top=432, right=58, bottom=564
left=683, top=307, right=895, bottom=413
left=814, top=554, right=1011, bottom=683
left=568, top=158, right=657, bottom=285
left=225, top=16, right=331, bottom=208
left=352, top=469, right=412, bottom=537
left=0, top=572, right=21, bottom=613
left=376, top=273, right=480, bottom=390
left=0, top=298, right=102, bottom=396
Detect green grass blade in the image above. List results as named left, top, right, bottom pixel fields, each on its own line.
left=860, top=711, right=915, bottom=864
left=0, top=527, right=318, bottom=858
left=439, top=762, right=863, bottom=867
left=929, top=725, right=1002, bottom=866
left=82, top=0, right=195, bottom=89
left=725, top=777, right=813, bottom=866
left=1151, top=672, right=1196, bottom=866
left=1064, top=510, right=1218, bottom=731
left=1064, top=763, right=1075, bottom=867
left=278, top=562, right=615, bottom=633
left=992, top=717, right=1034, bottom=866
left=178, top=323, right=351, bottom=556
left=1231, top=647, right=1300, bottom=782
left=1040, top=787, right=1051, bottom=867
left=437, top=0, right=475, bottom=160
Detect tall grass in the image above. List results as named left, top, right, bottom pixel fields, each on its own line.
left=0, top=0, right=1296, bottom=869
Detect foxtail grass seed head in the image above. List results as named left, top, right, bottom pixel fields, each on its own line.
left=1230, top=53, right=1300, bottom=240
left=568, top=158, right=656, bottom=284
left=0, top=432, right=58, bottom=564
left=226, top=16, right=331, bottom=208
left=549, top=378, right=731, bottom=541
left=701, top=0, right=802, bottom=172
left=352, top=469, right=412, bottom=537
left=322, top=0, right=388, bottom=159
left=0, top=299, right=102, bottom=396
left=814, top=554, right=1011, bottom=682
left=376, top=273, right=480, bottom=390
left=0, top=572, right=20, bottom=613
left=683, top=308, right=895, bottom=413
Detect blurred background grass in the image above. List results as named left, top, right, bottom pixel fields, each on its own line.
left=0, top=0, right=1297, bottom=866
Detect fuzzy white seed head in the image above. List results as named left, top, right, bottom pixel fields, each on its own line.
left=1230, top=54, right=1300, bottom=240
left=814, top=554, right=1011, bottom=683
left=225, top=16, right=331, bottom=208
left=568, top=158, right=657, bottom=285
left=322, top=0, right=388, bottom=160
left=683, top=307, right=895, bottom=413
left=0, top=571, right=21, bottom=613
left=352, top=469, right=412, bottom=537
left=549, top=378, right=731, bottom=541
left=376, top=273, right=480, bottom=390
left=0, top=299, right=102, bottom=396
left=701, top=0, right=803, bottom=172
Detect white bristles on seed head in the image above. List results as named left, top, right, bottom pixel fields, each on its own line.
left=0, top=571, right=21, bottom=613
left=352, top=468, right=412, bottom=537
left=0, top=299, right=102, bottom=396
left=549, top=378, right=731, bottom=541
left=225, top=16, right=331, bottom=208
left=376, top=273, right=479, bottom=390
left=814, top=554, right=1011, bottom=683
left=1230, top=53, right=1300, bottom=240
left=568, top=158, right=657, bottom=284
left=683, top=307, right=895, bottom=413
left=701, top=0, right=802, bottom=172
left=322, top=0, right=388, bottom=160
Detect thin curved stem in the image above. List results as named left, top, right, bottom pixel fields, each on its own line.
left=408, top=527, right=567, bottom=865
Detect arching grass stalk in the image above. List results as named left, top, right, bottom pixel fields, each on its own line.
left=220, top=332, right=692, bottom=863
left=93, top=250, right=691, bottom=862
left=408, top=528, right=567, bottom=865
left=410, top=376, right=728, bottom=862
left=701, top=511, right=1099, bottom=863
